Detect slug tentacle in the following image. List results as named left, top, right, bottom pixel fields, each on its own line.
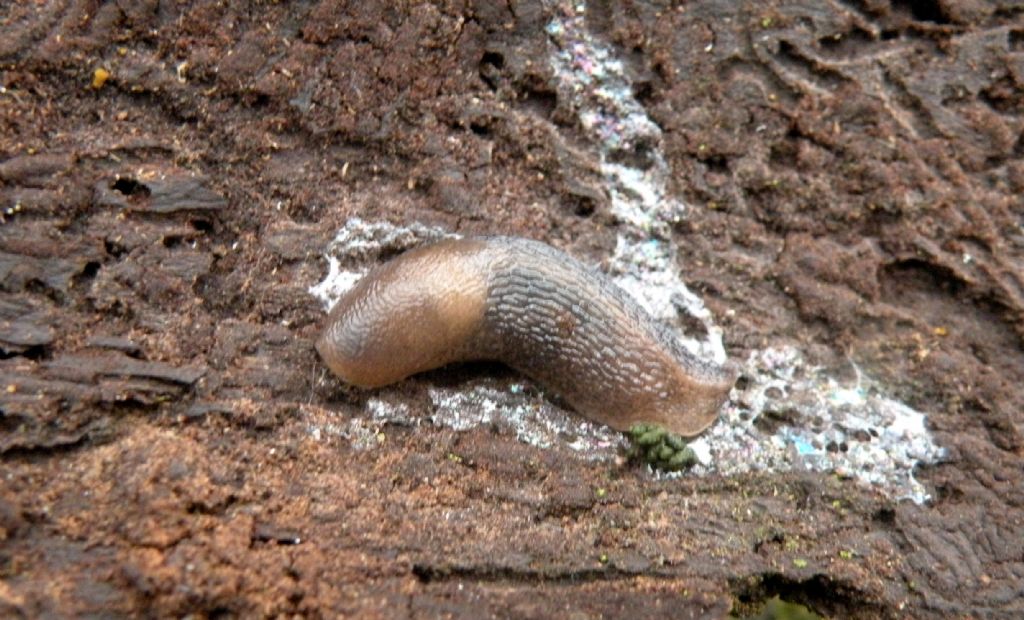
left=316, top=236, right=735, bottom=437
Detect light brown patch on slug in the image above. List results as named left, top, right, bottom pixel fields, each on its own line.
left=316, top=236, right=736, bottom=437
left=316, top=238, right=490, bottom=387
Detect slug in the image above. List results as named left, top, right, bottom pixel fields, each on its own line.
left=316, top=236, right=735, bottom=437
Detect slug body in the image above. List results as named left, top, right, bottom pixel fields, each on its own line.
left=317, top=237, right=735, bottom=437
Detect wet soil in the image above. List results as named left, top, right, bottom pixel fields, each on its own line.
left=2, top=0, right=1023, bottom=617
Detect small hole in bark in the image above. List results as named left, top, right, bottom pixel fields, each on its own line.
left=81, top=261, right=100, bottom=280
left=892, top=0, right=947, bottom=23
left=190, top=219, right=214, bottom=233
left=111, top=177, right=151, bottom=198
left=873, top=507, right=896, bottom=525
left=481, top=51, right=504, bottom=69
left=1010, top=30, right=1024, bottom=52
left=479, top=51, right=505, bottom=90
left=634, top=80, right=654, bottom=104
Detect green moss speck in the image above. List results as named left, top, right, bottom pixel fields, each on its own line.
left=627, top=423, right=698, bottom=472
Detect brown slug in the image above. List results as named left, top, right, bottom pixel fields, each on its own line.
left=316, top=236, right=735, bottom=437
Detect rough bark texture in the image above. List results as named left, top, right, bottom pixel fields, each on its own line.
left=1, top=0, right=1022, bottom=617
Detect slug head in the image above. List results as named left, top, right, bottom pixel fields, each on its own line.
left=316, top=240, right=490, bottom=387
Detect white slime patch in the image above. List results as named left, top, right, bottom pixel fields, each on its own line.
left=307, top=218, right=454, bottom=309
left=308, top=1, right=946, bottom=503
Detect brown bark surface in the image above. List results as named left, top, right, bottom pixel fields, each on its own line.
left=1, top=1, right=1022, bottom=617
